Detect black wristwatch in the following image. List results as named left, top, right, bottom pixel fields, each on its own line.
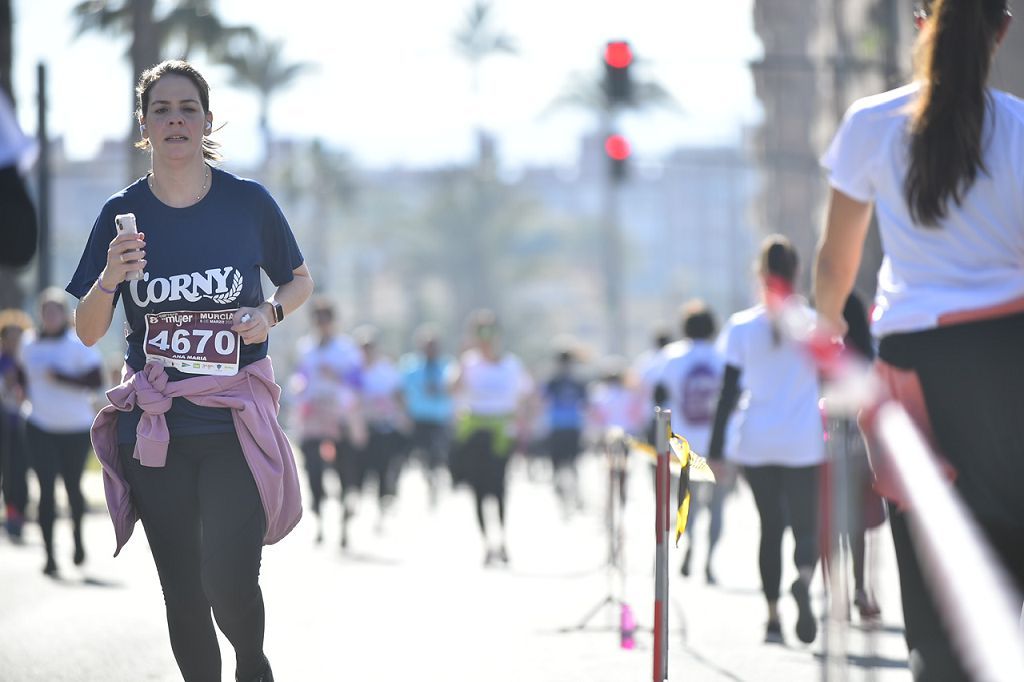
left=264, top=302, right=284, bottom=326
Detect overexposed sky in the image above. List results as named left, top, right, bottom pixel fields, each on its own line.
left=12, top=0, right=763, bottom=168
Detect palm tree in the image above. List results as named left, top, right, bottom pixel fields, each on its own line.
left=548, top=59, right=679, bottom=118
left=219, top=35, right=313, bottom=164
left=453, top=1, right=517, bottom=96
left=161, top=1, right=253, bottom=60
left=73, top=0, right=159, bottom=131
left=72, top=0, right=252, bottom=178
left=453, top=0, right=517, bottom=163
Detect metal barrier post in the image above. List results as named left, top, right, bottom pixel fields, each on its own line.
left=653, top=408, right=671, bottom=681
left=822, top=408, right=852, bottom=682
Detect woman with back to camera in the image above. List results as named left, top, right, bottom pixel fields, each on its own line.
left=708, top=235, right=826, bottom=646
left=815, top=2, right=1023, bottom=678
left=66, top=59, right=313, bottom=682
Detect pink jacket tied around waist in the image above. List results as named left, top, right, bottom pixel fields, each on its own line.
left=91, top=357, right=302, bottom=556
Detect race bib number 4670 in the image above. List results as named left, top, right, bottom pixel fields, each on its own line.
left=144, top=310, right=240, bottom=376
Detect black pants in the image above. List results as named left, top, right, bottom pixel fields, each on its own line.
left=120, top=432, right=267, bottom=682
left=743, top=464, right=820, bottom=602
left=299, top=436, right=345, bottom=515
left=25, top=423, right=90, bottom=562
left=363, top=427, right=405, bottom=501
left=880, top=314, right=1024, bottom=681
left=411, top=421, right=449, bottom=471
left=463, top=429, right=510, bottom=535
left=1, top=413, right=29, bottom=519
left=549, top=427, right=581, bottom=467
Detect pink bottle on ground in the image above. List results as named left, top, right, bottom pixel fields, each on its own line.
left=620, top=602, right=636, bottom=649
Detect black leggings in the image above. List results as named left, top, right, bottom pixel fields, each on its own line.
left=463, top=429, right=509, bottom=536
left=26, top=423, right=90, bottom=561
left=120, top=432, right=267, bottom=682
left=743, top=464, right=820, bottom=602
left=880, top=314, right=1024, bottom=681
left=363, top=427, right=405, bottom=501
left=1, top=413, right=30, bottom=518
left=299, top=436, right=344, bottom=515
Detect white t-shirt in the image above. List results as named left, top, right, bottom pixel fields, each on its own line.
left=290, top=334, right=362, bottom=439
left=459, top=349, right=532, bottom=416
left=632, top=344, right=677, bottom=422
left=361, top=357, right=403, bottom=425
left=22, top=330, right=103, bottom=433
left=588, top=382, right=642, bottom=435
left=655, top=340, right=724, bottom=455
left=292, top=334, right=362, bottom=392
left=721, top=305, right=825, bottom=467
left=823, top=83, right=1024, bottom=336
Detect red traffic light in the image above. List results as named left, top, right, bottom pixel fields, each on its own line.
left=604, top=41, right=633, bottom=69
left=605, top=134, right=631, bottom=161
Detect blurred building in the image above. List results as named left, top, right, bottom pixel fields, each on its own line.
left=751, top=0, right=910, bottom=300
left=506, top=134, right=759, bottom=355
left=750, top=0, right=825, bottom=292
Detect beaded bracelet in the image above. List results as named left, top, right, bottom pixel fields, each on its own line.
left=95, top=277, right=117, bottom=295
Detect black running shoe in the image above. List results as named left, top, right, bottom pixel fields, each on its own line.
left=680, top=548, right=692, bottom=577
left=791, top=578, right=817, bottom=644
left=764, top=619, right=784, bottom=644
left=705, top=565, right=717, bottom=586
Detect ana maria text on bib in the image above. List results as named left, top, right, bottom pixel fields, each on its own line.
left=144, top=310, right=240, bottom=376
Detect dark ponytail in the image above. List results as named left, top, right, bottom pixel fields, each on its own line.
left=757, top=234, right=799, bottom=346
left=759, top=234, right=799, bottom=287
left=905, top=0, right=1008, bottom=226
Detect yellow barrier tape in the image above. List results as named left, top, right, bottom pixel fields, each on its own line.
left=623, top=433, right=716, bottom=546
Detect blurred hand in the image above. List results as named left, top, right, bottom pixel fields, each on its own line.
left=100, top=231, right=146, bottom=288
left=815, top=315, right=848, bottom=339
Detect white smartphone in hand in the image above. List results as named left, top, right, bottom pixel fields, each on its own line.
left=114, top=213, right=144, bottom=280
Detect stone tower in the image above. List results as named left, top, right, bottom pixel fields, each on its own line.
left=749, top=0, right=825, bottom=291
left=751, top=0, right=911, bottom=300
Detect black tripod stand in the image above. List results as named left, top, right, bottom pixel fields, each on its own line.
left=559, top=429, right=631, bottom=634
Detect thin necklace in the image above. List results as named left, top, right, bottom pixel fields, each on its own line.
left=148, top=164, right=210, bottom=204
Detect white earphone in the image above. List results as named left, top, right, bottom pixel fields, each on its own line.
left=139, top=123, right=146, bottom=135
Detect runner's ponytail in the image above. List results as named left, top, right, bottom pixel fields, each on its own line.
left=758, top=235, right=798, bottom=347
left=905, top=0, right=1009, bottom=226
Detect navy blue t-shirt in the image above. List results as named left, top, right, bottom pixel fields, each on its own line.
left=67, top=167, right=304, bottom=443
left=544, top=374, right=587, bottom=430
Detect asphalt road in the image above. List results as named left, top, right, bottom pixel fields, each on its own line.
left=0, top=450, right=911, bottom=681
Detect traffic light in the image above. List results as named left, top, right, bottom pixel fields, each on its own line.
left=604, top=40, right=633, bottom=107
left=605, top=133, right=631, bottom=182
